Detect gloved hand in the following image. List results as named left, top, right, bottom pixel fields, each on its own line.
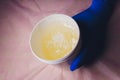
left=71, top=0, right=118, bottom=71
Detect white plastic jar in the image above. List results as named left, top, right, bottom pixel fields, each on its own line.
left=30, top=14, right=80, bottom=64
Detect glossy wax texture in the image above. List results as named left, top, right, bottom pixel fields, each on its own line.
left=70, top=0, right=117, bottom=71
left=31, top=22, right=78, bottom=60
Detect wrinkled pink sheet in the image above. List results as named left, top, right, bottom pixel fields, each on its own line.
left=0, top=0, right=120, bottom=80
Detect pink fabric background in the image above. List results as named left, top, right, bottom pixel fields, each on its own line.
left=0, top=0, right=120, bottom=80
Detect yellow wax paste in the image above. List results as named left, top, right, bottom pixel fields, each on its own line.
left=31, top=22, right=79, bottom=60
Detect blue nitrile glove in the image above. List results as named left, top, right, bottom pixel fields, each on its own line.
left=70, top=0, right=117, bottom=71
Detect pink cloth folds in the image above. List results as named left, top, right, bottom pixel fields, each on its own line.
left=0, top=0, right=120, bottom=80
